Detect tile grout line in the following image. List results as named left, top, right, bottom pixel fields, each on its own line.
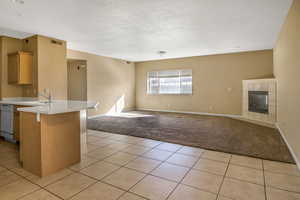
left=165, top=150, right=204, bottom=200
left=2, top=132, right=300, bottom=199
left=115, top=145, right=183, bottom=200
left=262, top=160, right=268, bottom=200
left=215, top=154, right=232, bottom=200
left=66, top=138, right=168, bottom=200
left=5, top=167, right=65, bottom=200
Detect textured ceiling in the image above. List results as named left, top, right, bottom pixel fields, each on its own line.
left=0, top=0, right=293, bottom=61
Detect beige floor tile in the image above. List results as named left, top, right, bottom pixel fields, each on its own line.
left=125, top=157, right=161, bottom=173
left=26, top=168, right=74, bottom=187
left=87, top=147, right=119, bottom=160
left=112, top=136, right=145, bottom=144
left=88, top=140, right=112, bottom=147
left=19, top=189, right=61, bottom=200
left=80, top=161, right=120, bottom=180
left=103, top=167, right=146, bottom=190
left=168, top=184, right=217, bottom=200
left=142, top=149, right=173, bottom=161
left=46, top=173, right=96, bottom=199
left=119, top=192, right=147, bottom=200
left=0, top=169, right=22, bottom=187
left=217, top=196, right=233, bottom=200
left=263, top=160, right=300, bottom=176
left=130, top=175, right=177, bottom=200
left=10, top=166, right=35, bottom=178
left=88, top=129, right=110, bottom=136
left=122, top=146, right=151, bottom=155
left=86, top=143, right=102, bottom=152
left=220, top=178, right=265, bottom=200
left=265, top=171, right=300, bottom=193
left=177, top=146, right=204, bottom=157
left=106, top=143, right=133, bottom=150
left=231, top=155, right=262, bottom=170
left=166, top=153, right=198, bottom=167
left=0, top=157, right=22, bottom=169
left=193, top=158, right=228, bottom=175
left=87, top=136, right=102, bottom=143
left=151, top=163, right=189, bottom=182
left=0, top=179, right=40, bottom=200
left=0, top=166, right=6, bottom=172
left=69, top=156, right=98, bottom=171
left=182, top=169, right=223, bottom=193
left=104, top=152, right=138, bottom=166
left=155, top=142, right=182, bottom=152
left=201, top=150, right=231, bottom=163
left=136, top=139, right=162, bottom=148
left=226, top=164, right=264, bottom=185
left=266, top=187, right=300, bottom=200
left=70, top=182, right=124, bottom=200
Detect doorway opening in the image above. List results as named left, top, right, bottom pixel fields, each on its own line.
left=67, top=59, right=87, bottom=101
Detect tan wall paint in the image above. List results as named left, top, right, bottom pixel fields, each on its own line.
left=37, top=36, right=68, bottom=100
left=135, top=50, right=273, bottom=115
left=0, top=37, right=2, bottom=99
left=274, top=0, right=300, bottom=163
left=0, top=36, right=23, bottom=98
left=67, top=49, right=135, bottom=116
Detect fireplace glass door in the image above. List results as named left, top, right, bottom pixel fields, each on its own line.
left=248, top=91, right=269, bottom=114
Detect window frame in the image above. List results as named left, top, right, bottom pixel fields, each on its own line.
left=146, top=69, right=193, bottom=95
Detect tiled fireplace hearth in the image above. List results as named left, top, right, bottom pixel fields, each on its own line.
left=242, top=79, right=276, bottom=124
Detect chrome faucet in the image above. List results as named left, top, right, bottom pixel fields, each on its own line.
left=39, top=89, right=52, bottom=103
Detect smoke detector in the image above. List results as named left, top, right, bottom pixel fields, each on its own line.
left=12, top=0, right=25, bottom=4
left=157, top=51, right=167, bottom=57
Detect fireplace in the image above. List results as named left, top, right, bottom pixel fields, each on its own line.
left=248, top=91, right=269, bottom=114
left=243, top=79, right=276, bottom=124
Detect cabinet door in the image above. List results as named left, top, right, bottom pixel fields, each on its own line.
left=8, top=53, right=19, bottom=84
left=19, top=53, right=33, bottom=84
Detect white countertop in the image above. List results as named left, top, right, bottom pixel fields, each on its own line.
left=0, top=99, right=98, bottom=115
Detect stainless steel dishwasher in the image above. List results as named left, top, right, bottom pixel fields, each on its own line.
left=0, top=104, right=15, bottom=142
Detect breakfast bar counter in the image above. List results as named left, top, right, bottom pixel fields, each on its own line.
left=17, top=100, right=98, bottom=177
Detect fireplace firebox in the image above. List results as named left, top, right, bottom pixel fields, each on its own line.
left=248, top=91, right=269, bottom=114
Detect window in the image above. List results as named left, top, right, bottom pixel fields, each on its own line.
left=147, top=69, right=192, bottom=94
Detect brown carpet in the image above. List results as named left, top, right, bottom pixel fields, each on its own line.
left=88, top=111, right=294, bottom=163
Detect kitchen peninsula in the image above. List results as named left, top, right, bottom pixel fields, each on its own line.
left=0, top=99, right=98, bottom=177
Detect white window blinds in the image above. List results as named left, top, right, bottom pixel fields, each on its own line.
left=147, top=69, right=192, bottom=94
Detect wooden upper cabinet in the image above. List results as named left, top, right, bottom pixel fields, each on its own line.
left=8, top=51, right=33, bottom=85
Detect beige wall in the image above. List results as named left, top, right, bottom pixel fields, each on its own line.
left=274, top=0, right=300, bottom=164
left=0, top=36, right=24, bottom=98
left=0, top=37, right=2, bottom=98
left=37, top=36, right=68, bottom=99
left=67, top=49, right=135, bottom=116
left=135, top=50, right=273, bottom=115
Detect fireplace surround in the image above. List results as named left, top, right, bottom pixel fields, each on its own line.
left=243, top=79, right=276, bottom=124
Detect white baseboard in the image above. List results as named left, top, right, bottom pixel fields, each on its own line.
left=88, top=114, right=104, bottom=119
left=275, top=123, right=300, bottom=170
left=138, top=108, right=241, bottom=118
